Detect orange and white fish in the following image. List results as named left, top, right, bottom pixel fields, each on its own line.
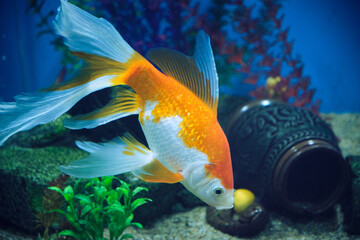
left=0, top=0, right=234, bottom=209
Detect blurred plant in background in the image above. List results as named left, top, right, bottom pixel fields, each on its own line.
left=27, top=0, right=320, bottom=113
left=34, top=174, right=69, bottom=240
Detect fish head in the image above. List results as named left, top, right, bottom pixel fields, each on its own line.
left=200, top=178, right=234, bottom=210
left=181, top=162, right=234, bottom=210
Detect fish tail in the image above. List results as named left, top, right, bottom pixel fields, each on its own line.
left=0, top=0, right=144, bottom=145
left=52, top=0, right=146, bottom=89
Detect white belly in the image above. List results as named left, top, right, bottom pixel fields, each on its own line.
left=139, top=101, right=208, bottom=173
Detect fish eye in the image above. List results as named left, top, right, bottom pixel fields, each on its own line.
left=213, top=187, right=224, bottom=195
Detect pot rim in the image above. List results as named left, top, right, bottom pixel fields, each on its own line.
left=272, top=139, right=349, bottom=214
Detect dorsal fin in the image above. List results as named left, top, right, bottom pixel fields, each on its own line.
left=146, top=30, right=219, bottom=113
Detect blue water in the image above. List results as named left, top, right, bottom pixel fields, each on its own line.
left=282, top=0, right=360, bottom=112
left=0, top=0, right=359, bottom=112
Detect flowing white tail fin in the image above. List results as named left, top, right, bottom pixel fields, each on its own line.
left=0, top=76, right=113, bottom=145
left=53, top=0, right=135, bottom=63
left=0, top=0, right=144, bottom=145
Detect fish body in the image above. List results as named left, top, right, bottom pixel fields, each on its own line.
left=0, top=0, right=234, bottom=209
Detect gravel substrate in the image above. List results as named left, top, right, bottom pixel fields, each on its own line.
left=321, top=113, right=360, bottom=157
left=117, top=205, right=352, bottom=240
left=1, top=113, right=359, bottom=239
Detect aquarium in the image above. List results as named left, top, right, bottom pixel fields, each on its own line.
left=0, top=0, right=359, bottom=239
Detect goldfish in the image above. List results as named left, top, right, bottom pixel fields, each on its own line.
left=0, top=0, right=234, bottom=209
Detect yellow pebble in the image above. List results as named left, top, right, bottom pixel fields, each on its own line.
left=233, top=189, right=255, bottom=214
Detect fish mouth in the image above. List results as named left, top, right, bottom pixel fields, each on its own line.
left=214, top=203, right=234, bottom=210
left=213, top=194, right=234, bottom=210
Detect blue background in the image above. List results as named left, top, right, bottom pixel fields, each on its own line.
left=0, top=0, right=359, bottom=113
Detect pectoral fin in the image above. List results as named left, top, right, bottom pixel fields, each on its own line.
left=132, top=159, right=183, bottom=183
left=59, top=132, right=183, bottom=183
left=59, top=133, right=152, bottom=178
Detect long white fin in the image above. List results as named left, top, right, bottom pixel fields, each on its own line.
left=54, top=0, right=134, bottom=63
left=61, top=134, right=183, bottom=183
left=59, top=134, right=153, bottom=178
left=0, top=76, right=114, bottom=146
left=0, top=0, right=142, bottom=146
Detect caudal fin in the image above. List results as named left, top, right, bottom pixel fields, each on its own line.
left=0, top=0, right=144, bottom=145
left=54, top=0, right=135, bottom=63
left=0, top=75, right=114, bottom=146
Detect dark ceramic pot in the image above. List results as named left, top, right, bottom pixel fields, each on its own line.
left=206, top=200, right=269, bottom=237
left=226, top=99, right=350, bottom=214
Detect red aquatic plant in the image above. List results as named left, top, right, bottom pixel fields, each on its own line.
left=34, top=174, right=70, bottom=239
left=28, top=0, right=321, bottom=113
left=205, top=0, right=321, bottom=113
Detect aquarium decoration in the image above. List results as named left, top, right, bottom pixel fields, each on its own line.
left=49, top=176, right=151, bottom=240
left=206, top=193, right=269, bottom=237
left=226, top=99, right=350, bottom=214
left=27, top=0, right=320, bottom=113
left=34, top=174, right=70, bottom=240
left=0, top=145, right=88, bottom=232
left=233, top=188, right=255, bottom=214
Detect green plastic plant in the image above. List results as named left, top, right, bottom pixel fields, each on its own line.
left=49, top=176, right=151, bottom=240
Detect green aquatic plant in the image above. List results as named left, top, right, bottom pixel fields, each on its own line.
left=49, top=176, right=151, bottom=240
